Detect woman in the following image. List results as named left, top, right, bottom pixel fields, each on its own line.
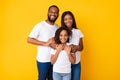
left=61, top=11, right=84, bottom=80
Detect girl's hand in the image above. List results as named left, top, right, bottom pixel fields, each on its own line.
left=56, top=44, right=64, bottom=52
left=64, top=45, right=71, bottom=54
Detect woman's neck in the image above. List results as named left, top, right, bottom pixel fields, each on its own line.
left=68, top=27, right=72, bottom=30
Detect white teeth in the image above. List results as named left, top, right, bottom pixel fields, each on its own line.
left=67, top=23, right=71, bottom=26
left=51, top=16, right=55, bottom=19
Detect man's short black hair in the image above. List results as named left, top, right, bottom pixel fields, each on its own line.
left=48, top=5, right=59, bottom=13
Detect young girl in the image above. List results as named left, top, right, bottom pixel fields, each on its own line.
left=50, top=27, right=76, bottom=80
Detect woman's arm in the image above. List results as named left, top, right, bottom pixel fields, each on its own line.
left=71, top=38, right=83, bottom=53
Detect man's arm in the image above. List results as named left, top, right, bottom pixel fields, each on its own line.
left=48, top=37, right=57, bottom=49
left=27, top=37, right=51, bottom=46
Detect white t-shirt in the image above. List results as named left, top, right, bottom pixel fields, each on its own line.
left=69, top=28, right=84, bottom=64
left=29, top=21, right=59, bottom=62
left=51, top=44, right=72, bottom=73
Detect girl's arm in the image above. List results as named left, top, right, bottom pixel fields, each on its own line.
left=51, top=44, right=64, bottom=64
left=67, top=52, right=76, bottom=64
left=64, top=45, right=76, bottom=64
left=51, top=50, right=60, bottom=64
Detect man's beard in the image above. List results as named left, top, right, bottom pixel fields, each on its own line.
left=48, top=16, right=57, bottom=23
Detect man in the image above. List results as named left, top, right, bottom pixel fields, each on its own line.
left=27, top=5, right=59, bottom=80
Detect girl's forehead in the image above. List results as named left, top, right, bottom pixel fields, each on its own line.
left=60, top=30, right=68, bottom=34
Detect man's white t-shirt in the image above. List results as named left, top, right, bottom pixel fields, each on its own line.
left=50, top=43, right=72, bottom=73
left=29, top=21, right=59, bottom=62
left=69, top=28, right=84, bottom=64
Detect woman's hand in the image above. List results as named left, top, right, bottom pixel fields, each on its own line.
left=70, top=44, right=78, bottom=53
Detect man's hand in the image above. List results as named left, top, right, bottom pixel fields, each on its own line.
left=49, top=37, right=57, bottom=49
left=44, top=37, right=54, bottom=46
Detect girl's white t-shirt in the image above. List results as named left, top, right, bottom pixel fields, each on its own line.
left=29, top=21, right=58, bottom=62
left=69, top=28, right=84, bottom=64
left=51, top=43, right=72, bottom=73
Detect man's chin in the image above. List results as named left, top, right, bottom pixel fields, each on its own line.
left=48, top=16, right=57, bottom=23
left=49, top=19, right=56, bottom=23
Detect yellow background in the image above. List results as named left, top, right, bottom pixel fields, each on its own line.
left=0, top=0, right=120, bottom=80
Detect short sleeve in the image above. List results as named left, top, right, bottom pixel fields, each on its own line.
left=28, top=24, right=40, bottom=38
left=50, top=48, right=56, bottom=55
left=78, top=29, right=84, bottom=38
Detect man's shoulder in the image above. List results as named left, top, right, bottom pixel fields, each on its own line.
left=34, top=21, right=45, bottom=27
left=36, top=21, right=45, bottom=25
left=54, top=24, right=59, bottom=28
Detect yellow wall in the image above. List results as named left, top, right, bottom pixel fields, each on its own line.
left=0, top=0, right=120, bottom=80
